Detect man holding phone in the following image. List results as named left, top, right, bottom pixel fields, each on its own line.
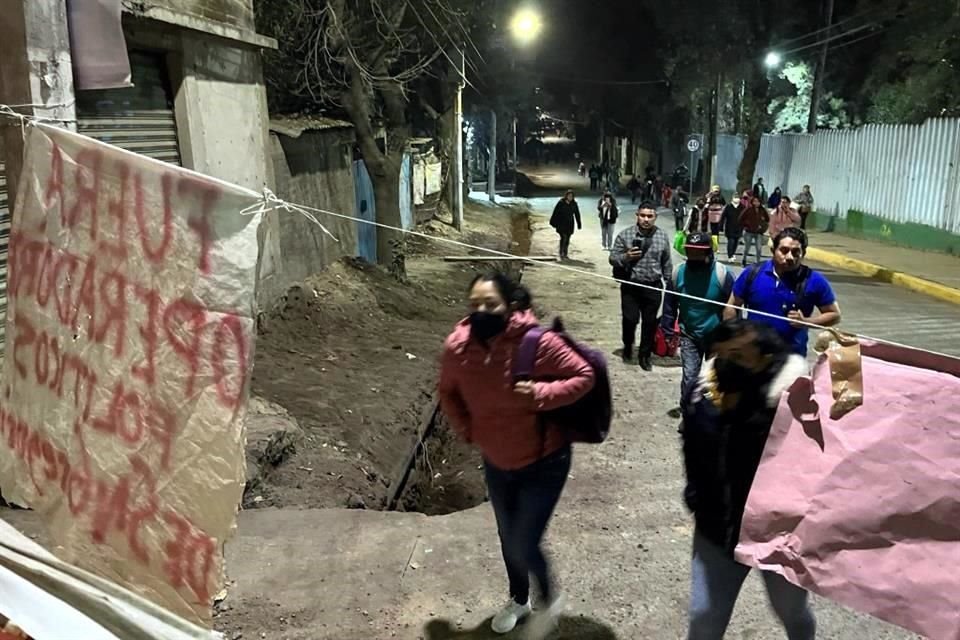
left=610, top=202, right=673, bottom=371
left=723, top=228, right=841, bottom=356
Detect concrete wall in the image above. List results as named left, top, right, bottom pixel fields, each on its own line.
left=173, top=33, right=272, bottom=191
left=134, top=0, right=254, bottom=32
left=258, top=130, right=359, bottom=305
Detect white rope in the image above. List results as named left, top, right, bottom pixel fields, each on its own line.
left=1, top=104, right=954, bottom=360
left=245, top=190, right=958, bottom=360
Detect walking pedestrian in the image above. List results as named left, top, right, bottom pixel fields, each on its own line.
left=752, top=177, right=768, bottom=203
left=794, top=185, right=815, bottom=230
left=682, top=319, right=815, bottom=640
left=738, top=196, right=769, bottom=266
left=767, top=186, right=783, bottom=210
left=598, top=191, right=619, bottom=251
left=706, top=195, right=725, bottom=236
left=588, top=165, right=600, bottom=191
left=661, top=232, right=735, bottom=417
left=724, top=228, right=841, bottom=356
left=671, top=186, right=690, bottom=232
left=768, top=197, right=801, bottom=240
left=438, top=272, right=596, bottom=636
left=720, top=195, right=744, bottom=262
left=688, top=198, right=709, bottom=233
left=610, top=202, right=673, bottom=371
left=549, top=190, right=582, bottom=260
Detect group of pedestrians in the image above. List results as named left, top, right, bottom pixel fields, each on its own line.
left=437, top=218, right=841, bottom=638
left=587, top=162, right=620, bottom=192
left=682, top=180, right=816, bottom=266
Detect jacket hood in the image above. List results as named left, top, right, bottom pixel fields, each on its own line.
left=447, top=309, right=540, bottom=354
left=699, top=354, right=808, bottom=408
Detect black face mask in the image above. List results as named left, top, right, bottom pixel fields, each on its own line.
left=714, top=359, right=758, bottom=392
left=687, top=259, right=711, bottom=271
left=470, top=311, right=508, bottom=343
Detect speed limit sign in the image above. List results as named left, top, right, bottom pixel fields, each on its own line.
left=687, top=138, right=701, bottom=153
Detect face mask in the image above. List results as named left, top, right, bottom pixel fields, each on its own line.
left=687, top=259, right=710, bottom=271
left=714, top=358, right=757, bottom=392
left=469, top=311, right=508, bottom=343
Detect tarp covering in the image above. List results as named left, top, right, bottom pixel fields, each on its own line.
left=736, top=341, right=960, bottom=640
left=0, top=123, right=261, bottom=625
left=66, top=0, right=132, bottom=90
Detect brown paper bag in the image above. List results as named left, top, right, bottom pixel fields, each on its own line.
left=813, top=329, right=864, bottom=419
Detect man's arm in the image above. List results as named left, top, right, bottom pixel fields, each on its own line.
left=574, top=203, right=582, bottom=230
left=610, top=230, right=628, bottom=267
left=661, top=270, right=679, bottom=333
left=723, top=293, right=743, bottom=321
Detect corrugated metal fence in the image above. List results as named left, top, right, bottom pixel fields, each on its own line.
left=755, top=119, right=960, bottom=233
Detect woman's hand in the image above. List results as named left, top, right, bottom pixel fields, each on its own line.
left=514, top=381, right=536, bottom=397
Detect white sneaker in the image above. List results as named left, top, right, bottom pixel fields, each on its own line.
left=525, top=594, right=566, bottom=640
left=491, top=599, right=532, bottom=634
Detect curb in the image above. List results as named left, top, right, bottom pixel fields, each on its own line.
left=805, top=247, right=960, bottom=306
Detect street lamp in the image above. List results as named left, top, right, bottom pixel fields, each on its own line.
left=510, top=8, right=543, bottom=46
left=764, top=51, right=783, bottom=69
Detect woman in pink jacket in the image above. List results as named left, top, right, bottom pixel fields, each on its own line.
left=438, top=272, right=595, bottom=636
left=768, top=196, right=802, bottom=242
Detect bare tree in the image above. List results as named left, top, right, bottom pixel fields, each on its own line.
left=258, top=0, right=474, bottom=277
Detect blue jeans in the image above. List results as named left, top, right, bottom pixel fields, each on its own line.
left=726, top=234, right=742, bottom=260
left=742, top=233, right=764, bottom=265
left=484, top=445, right=572, bottom=604
left=680, top=336, right=705, bottom=411
left=601, top=222, right=615, bottom=249
left=688, top=531, right=816, bottom=640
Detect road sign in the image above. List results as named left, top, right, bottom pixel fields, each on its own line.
left=686, top=138, right=701, bottom=153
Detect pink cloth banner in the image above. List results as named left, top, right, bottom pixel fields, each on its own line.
left=67, top=0, right=132, bottom=90
left=735, top=342, right=960, bottom=640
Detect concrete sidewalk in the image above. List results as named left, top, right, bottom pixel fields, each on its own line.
left=804, top=230, right=960, bottom=305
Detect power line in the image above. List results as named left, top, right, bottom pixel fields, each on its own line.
left=781, top=23, right=877, bottom=57
left=772, top=4, right=887, bottom=50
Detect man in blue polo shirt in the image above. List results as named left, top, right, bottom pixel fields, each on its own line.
left=723, top=228, right=841, bottom=355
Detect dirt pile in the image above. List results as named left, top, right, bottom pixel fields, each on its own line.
left=247, top=204, right=531, bottom=513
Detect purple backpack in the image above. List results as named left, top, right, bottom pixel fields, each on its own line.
left=513, top=318, right=612, bottom=444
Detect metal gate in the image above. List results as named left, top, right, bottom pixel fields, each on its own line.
left=353, top=160, right=377, bottom=263
left=76, top=50, right=181, bottom=165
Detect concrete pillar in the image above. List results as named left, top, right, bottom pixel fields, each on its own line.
left=0, top=0, right=76, bottom=216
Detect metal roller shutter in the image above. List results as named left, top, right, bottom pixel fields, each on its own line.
left=76, top=50, right=181, bottom=165
left=0, top=161, right=8, bottom=355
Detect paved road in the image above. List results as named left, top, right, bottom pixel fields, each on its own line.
left=522, top=167, right=960, bottom=358
left=520, top=188, right=922, bottom=639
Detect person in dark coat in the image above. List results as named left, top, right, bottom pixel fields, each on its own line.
left=550, top=190, right=582, bottom=260
left=720, top=195, right=745, bottom=262
left=767, top=187, right=783, bottom=210
left=682, top=319, right=814, bottom=639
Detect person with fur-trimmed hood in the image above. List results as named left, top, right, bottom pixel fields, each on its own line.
left=681, top=319, right=816, bottom=640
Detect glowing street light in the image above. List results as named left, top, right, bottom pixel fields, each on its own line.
left=510, top=8, right=543, bottom=45
left=765, top=51, right=783, bottom=68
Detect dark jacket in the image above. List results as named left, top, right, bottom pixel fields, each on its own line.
left=687, top=207, right=709, bottom=233
left=681, top=355, right=808, bottom=553
left=721, top=204, right=743, bottom=236
left=598, top=199, right=619, bottom=224
left=767, top=191, right=783, bottom=209
left=738, top=205, right=770, bottom=234
left=550, top=199, right=582, bottom=235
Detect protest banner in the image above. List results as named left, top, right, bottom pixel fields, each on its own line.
left=736, top=341, right=960, bottom=640
left=0, top=123, right=262, bottom=625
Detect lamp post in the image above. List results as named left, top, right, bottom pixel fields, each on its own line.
left=482, top=7, right=543, bottom=203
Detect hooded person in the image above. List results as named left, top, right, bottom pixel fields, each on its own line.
left=438, top=272, right=596, bottom=637
left=681, top=319, right=815, bottom=640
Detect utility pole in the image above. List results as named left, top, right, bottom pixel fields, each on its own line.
left=488, top=109, right=497, bottom=203
left=453, top=47, right=464, bottom=230
left=808, top=0, right=835, bottom=133
left=708, top=72, right=721, bottom=189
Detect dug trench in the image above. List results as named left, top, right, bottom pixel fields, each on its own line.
left=244, top=203, right=533, bottom=518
